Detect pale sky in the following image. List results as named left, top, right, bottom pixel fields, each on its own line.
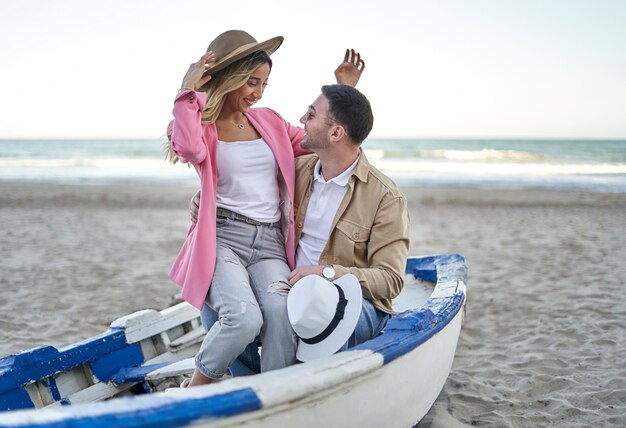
left=1, top=0, right=625, bottom=139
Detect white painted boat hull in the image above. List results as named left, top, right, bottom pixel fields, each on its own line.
left=0, top=254, right=467, bottom=427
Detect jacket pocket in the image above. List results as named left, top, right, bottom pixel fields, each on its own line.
left=334, top=219, right=371, bottom=261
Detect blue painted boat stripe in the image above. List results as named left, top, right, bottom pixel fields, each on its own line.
left=111, top=362, right=172, bottom=384
left=0, top=388, right=262, bottom=428
left=0, top=329, right=129, bottom=394
left=0, top=389, right=34, bottom=413
left=47, top=377, right=60, bottom=402
left=405, top=254, right=465, bottom=281
left=353, top=293, right=464, bottom=364
left=90, top=343, right=144, bottom=382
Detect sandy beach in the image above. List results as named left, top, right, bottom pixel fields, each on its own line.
left=1, top=182, right=625, bottom=427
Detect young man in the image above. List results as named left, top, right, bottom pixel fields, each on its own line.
left=288, top=84, right=410, bottom=350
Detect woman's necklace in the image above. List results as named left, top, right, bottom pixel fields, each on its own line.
left=217, top=115, right=245, bottom=130
left=232, top=115, right=246, bottom=129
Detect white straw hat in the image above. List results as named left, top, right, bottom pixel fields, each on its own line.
left=287, top=274, right=362, bottom=361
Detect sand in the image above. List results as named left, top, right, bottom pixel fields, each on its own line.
left=1, top=183, right=625, bottom=427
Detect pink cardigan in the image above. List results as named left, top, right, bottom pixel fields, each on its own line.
left=168, top=90, right=307, bottom=310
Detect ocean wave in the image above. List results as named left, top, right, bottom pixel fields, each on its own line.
left=420, top=149, right=546, bottom=161
left=364, top=148, right=546, bottom=161
left=0, top=158, right=172, bottom=169
left=370, top=159, right=626, bottom=176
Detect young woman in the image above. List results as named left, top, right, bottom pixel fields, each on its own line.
left=166, top=30, right=363, bottom=386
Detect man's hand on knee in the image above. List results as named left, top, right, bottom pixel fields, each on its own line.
left=288, top=265, right=324, bottom=285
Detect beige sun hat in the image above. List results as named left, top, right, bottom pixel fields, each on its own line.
left=198, top=30, right=283, bottom=91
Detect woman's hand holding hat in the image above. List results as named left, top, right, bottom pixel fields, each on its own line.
left=181, top=51, right=216, bottom=91
left=334, top=49, right=365, bottom=87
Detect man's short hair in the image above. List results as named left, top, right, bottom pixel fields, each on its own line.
left=321, top=84, right=374, bottom=144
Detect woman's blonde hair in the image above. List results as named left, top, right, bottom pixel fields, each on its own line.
left=165, top=50, right=273, bottom=164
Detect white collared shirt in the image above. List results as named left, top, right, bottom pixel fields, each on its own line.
left=295, top=155, right=360, bottom=267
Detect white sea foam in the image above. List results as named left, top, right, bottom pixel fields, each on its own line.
left=417, top=149, right=546, bottom=161
left=364, top=149, right=386, bottom=159
left=0, top=157, right=197, bottom=186
left=0, top=158, right=169, bottom=169
left=363, top=148, right=547, bottom=162
left=370, top=158, right=626, bottom=176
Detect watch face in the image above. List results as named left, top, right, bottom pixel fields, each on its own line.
left=323, top=266, right=335, bottom=279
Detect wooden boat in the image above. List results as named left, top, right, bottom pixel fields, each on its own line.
left=0, top=254, right=467, bottom=427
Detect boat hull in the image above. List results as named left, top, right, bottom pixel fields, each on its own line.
left=0, top=254, right=467, bottom=427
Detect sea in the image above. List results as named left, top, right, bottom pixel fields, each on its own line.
left=1, top=138, right=625, bottom=193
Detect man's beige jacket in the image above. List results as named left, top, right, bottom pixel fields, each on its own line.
left=294, top=152, right=410, bottom=314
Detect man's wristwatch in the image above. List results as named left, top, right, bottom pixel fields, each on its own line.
left=322, top=264, right=336, bottom=281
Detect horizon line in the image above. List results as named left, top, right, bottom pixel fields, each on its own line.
left=1, top=136, right=625, bottom=142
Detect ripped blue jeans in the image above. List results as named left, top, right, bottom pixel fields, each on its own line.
left=194, top=216, right=297, bottom=380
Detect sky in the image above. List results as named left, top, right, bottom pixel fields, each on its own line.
left=1, top=0, right=625, bottom=139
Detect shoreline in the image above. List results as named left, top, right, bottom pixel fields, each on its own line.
left=3, top=180, right=626, bottom=204
left=1, top=182, right=625, bottom=426
left=2, top=176, right=625, bottom=196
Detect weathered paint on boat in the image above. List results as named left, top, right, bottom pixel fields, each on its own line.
left=0, top=254, right=467, bottom=427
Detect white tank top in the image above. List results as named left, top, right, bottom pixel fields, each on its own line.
left=215, top=138, right=281, bottom=223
